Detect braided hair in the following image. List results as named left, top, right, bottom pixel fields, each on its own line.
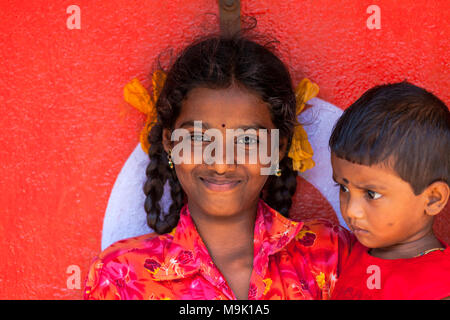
left=144, top=34, right=299, bottom=234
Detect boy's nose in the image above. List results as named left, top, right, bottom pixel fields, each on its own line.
left=345, top=195, right=365, bottom=220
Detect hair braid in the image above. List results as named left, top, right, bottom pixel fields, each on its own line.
left=143, top=123, right=185, bottom=234
left=263, top=156, right=298, bottom=217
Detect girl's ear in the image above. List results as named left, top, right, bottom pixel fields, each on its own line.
left=162, top=128, right=173, bottom=154
left=423, top=181, right=450, bottom=216
left=278, top=136, right=288, bottom=161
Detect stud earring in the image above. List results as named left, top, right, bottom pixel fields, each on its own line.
left=167, top=149, right=174, bottom=169
left=275, top=164, right=282, bottom=177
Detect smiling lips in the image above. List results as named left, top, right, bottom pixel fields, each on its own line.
left=200, top=177, right=242, bottom=192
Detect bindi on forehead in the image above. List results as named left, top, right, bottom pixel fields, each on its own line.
left=222, top=123, right=226, bottom=128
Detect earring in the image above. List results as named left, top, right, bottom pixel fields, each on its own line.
left=167, top=149, right=174, bottom=169
left=275, top=164, right=282, bottom=177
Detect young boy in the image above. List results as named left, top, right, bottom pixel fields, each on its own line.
left=328, top=81, right=450, bottom=300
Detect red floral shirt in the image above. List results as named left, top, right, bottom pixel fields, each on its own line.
left=84, top=199, right=355, bottom=300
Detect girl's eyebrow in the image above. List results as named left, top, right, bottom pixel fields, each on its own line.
left=178, top=120, right=268, bottom=130
left=179, top=120, right=210, bottom=129
left=238, top=124, right=269, bottom=131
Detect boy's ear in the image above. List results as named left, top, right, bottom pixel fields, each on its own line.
left=423, top=181, right=450, bottom=216
left=161, top=128, right=173, bottom=154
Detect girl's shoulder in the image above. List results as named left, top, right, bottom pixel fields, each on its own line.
left=83, top=232, right=174, bottom=299
left=292, top=218, right=356, bottom=249
left=91, top=230, right=178, bottom=270
left=288, top=218, right=357, bottom=275
left=96, top=232, right=162, bottom=261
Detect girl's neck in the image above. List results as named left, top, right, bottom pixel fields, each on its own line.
left=369, top=230, right=443, bottom=260
left=188, top=201, right=257, bottom=262
left=187, top=200, right=258, bottom=300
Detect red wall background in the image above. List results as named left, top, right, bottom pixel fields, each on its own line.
left=0, top=0, right=448, bottom=299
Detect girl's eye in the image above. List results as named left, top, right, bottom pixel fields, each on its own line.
left=236, top=135, right=259, bottom=145
left=367, top=190, right=382, bottom=200
left=190, top=134, right=211, bottom=142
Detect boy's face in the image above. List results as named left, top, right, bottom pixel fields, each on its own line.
left=331, top=154, right=433, bottom=249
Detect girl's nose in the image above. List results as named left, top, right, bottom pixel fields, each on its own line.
left=204, top=134, right=237, bottom=174
left=212, top=162, right=235, bottom=175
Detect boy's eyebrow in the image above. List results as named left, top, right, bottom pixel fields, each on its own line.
left=332, top=175, right=349, bottom=184
left=350, top=178, right=387, bottom=191
left=332, top=175, right=386, bottom=191
left=358, top=183, right=387, bottom=191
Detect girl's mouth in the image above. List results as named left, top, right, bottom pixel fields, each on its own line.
left=199, top=177, right=242, bottom=192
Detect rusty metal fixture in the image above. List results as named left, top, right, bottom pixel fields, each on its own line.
left=218, top=0, right=241, bottom=36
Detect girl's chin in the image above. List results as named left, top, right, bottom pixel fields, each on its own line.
left=202, top=199, right=242, bottom=212
left=193, top=197, right=249, bottom=217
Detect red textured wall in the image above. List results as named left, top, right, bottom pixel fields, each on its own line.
left=0, top=0, right=448, bottom=299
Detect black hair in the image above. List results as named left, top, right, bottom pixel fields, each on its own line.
left=143, top=32, right=300, bottom=234
left=329, top=81, right=450, bottom=195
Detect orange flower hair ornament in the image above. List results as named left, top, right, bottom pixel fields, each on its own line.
left=124, top=71, right=318, bottom=173
left=288, top=78, right=319, bottom=172
left=123, top=70, right=166, bottom=154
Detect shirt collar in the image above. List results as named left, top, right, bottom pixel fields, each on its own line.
left=251, top=200, right=303, bottom=276
left=146, top=198, right=303, bottom=281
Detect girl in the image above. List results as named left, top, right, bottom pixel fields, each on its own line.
left=83, top=33, right=355, bottom=300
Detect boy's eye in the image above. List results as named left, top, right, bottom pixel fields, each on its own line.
left=367, top=190, right=382, bottom=200
left=334, top=183, right=349, bottom=193
left=236, top=135, right=259, bottom=145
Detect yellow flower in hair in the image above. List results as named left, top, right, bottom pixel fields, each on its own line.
left=123, top=70, right=167, bottom=154
left=288, top=78, right=319, bottom=172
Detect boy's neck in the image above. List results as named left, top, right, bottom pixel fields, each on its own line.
left=368, top=231, right=444, bottom=260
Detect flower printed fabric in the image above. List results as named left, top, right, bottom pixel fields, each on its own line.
left=84, top=199, right=355, bottom=300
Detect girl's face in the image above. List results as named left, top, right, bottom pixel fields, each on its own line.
left=163, top=85, right=287, bottom=218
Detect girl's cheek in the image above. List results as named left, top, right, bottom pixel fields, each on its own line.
left=174, top=164, right=195, bottom=188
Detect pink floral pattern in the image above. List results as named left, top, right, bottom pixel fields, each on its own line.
left=84, top=199, right=355, bottom=300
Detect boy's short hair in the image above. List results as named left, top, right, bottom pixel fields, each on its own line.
left=329, top=81, right=450, bottom=195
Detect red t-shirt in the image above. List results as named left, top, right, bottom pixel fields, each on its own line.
left=331, top=240, right=450, bottom=300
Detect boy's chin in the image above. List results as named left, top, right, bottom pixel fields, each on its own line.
left=353, top=233, right=379, bottom=249
left=356, top=236, right=394, bottom=251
